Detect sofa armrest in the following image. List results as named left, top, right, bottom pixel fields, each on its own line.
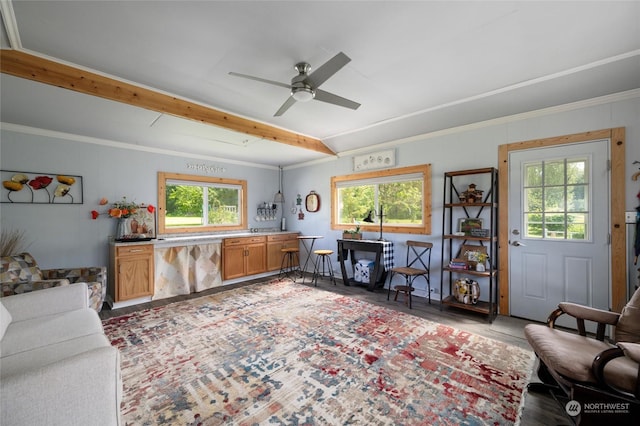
left=41, top=266, right=106, bottom=285
left=557, top=302, right=621, bottom=325
left=1, top=279, right=70, bottom=297
left=1, top=345, right=121, bottom=426
left=548, top=302, right=621, bottom=340
left=1, top=282, right=89, bottom=322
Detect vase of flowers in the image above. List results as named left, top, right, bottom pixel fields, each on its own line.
left=91, top=197, right=155, bottom=241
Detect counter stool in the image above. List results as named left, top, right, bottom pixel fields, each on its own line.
left=279, top=247, right=301, bottom=280
left=312, top=249, right=336, bottom=286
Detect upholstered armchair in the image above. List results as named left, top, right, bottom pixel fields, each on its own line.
left=0, top=252, right=106, bottom=312
left=524, top=287, right=640, bottom=424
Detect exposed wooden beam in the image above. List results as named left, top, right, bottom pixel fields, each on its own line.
left=0, top=50, right=335, bottom=156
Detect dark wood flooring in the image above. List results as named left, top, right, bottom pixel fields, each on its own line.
left=100, top=273, right=572, bottom=426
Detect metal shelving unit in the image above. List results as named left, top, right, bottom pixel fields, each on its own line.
left=440, top=167, right=498, bottom=322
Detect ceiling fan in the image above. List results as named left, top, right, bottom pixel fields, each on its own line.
left=229, top=52, right=361, bottom=116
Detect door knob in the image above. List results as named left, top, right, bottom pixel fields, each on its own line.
left=511, top=241, right=526, bottom=247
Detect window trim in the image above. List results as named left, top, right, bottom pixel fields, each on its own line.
left=331, top=164, right=431, bottom=235
left=157, top=171, right=248, bottom=234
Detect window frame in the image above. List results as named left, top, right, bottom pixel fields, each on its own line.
left=157, top=171, right=248, bottom=234
left=331, top=164, right=431, bottom=235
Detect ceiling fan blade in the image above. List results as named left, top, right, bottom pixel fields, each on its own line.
left=228, top=72, right=291, bottom=90
left=274, top=96, right=297, bottom=116
left=305, top=52, right=351, bottom=88
left=314, top=89, right=360, bottom=110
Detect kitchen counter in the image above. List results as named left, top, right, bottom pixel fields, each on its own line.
left=112, top=229, right=292, bottom=248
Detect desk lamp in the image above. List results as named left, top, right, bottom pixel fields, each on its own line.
left=363, top=205, right=386, bottom=241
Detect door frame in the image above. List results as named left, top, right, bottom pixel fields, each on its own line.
left=498, top=128, right=626, bottom=315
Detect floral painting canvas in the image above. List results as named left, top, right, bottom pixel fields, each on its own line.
left=1, top=170, right=83, bottom=204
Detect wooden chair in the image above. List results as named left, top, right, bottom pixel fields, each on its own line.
left=386, top=240, right=432, bottom=309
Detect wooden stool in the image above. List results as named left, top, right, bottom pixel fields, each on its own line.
left=393, top=285, right=414, bottom=306
left=279, top=247, right=301, bottom=280
left=312, top=249, right=336, bottom=286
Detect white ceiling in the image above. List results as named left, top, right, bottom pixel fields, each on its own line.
left=1, top=1, right=639, bottom=168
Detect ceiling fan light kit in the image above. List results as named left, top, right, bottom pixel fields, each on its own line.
left=291, top=86, right=315, bottom=102
left=229, top=52, right=360, bottom=116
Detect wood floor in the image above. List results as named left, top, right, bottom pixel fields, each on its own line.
left=100, top=273, right=572, bottom=426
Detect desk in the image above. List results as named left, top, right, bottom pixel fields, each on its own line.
left=337, top=239, right=394, bottom=290
left=298, top=235, right=324, bottom=282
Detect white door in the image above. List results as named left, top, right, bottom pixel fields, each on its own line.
left=509, top=140, right=610, bottom=326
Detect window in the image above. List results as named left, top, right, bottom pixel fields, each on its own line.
left=158, top=172, right=247, bottom=234
left=331, top=164, right=431, bottom=235
left=522, top=157, right=589, bottom=241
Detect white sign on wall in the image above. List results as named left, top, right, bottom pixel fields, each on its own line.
left=353, top=149, right=396, bottom=171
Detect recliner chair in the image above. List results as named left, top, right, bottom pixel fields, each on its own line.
left=524, top=287, right=640, bottom=425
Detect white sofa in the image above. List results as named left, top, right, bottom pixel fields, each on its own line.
left=0, top=283, right=121, bottom=426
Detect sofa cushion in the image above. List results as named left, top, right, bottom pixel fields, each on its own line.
left=0, top=253, right=42, bottom=283
left=0, top=333, right=111, bottom=378
left=0, top=309, right=104, bottom=358
left=0, top=301, right=11, bottom=340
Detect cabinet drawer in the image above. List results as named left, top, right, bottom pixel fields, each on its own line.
left=116, top=244, right=153, bottom=257
left=224, top=236, right=266, bottom=246
left=267, top=233, right=299, bottom=242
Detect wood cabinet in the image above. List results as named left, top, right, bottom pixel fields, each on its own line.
left=440, top=168, right=498, bottom=322
left=266, top=233, right=300, bottom=271
left=223, top=236, right=267, bottom=280
left=110, top=244, right=154, bottom=302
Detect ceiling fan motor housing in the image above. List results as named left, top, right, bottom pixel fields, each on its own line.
left=291, top=64, right=315, bottom=101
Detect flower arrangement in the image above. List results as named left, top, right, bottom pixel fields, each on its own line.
left=91, top=197, right=155, bottom=220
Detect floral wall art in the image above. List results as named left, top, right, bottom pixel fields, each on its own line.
left=1, top=170, right=83, bottom=204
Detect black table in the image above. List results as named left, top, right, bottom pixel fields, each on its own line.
left=337, top=239, right=394, bottom=290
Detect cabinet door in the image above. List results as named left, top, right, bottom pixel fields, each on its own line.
left=223, top=245, right=247, bottom=280
left=245, top=243, right=266, bottom=276
left=117, top=256, right=153, bottom=300
left=267, top=241, right=284, bottom=271
left=266, top=234, right=299, bottom=271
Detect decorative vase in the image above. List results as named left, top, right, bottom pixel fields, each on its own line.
left=476, top=263, right=485, bottom=272
left=116, top=218, right=129, bottom=240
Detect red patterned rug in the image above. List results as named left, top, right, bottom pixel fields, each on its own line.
left=103, top=279, right=534, bottom=425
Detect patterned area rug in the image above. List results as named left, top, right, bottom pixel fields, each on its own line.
left=103, top=279, right=535, bottom=425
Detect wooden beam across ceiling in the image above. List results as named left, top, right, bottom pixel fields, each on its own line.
left=0, top=50, right=335, bottom=156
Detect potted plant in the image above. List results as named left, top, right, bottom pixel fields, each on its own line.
left=342, top=225, right=362, bottom=240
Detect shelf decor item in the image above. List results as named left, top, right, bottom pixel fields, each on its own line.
left=454, top=278, right=480, bottom=304
left=459, top=183, right=484, bottom=203
left=458, top=218, right=484, bottom=235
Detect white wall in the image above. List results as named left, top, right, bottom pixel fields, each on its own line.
left=0, top=129, right=280, bottom=268
left=284, top=95, right=640, bottom=297
left=1, top=94, right=638, bottom=296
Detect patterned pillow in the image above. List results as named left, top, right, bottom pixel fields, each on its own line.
left=0, top=253, right=43, bottom=283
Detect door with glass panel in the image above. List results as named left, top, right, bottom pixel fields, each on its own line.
left=508, top=140, right=610, bottom=326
